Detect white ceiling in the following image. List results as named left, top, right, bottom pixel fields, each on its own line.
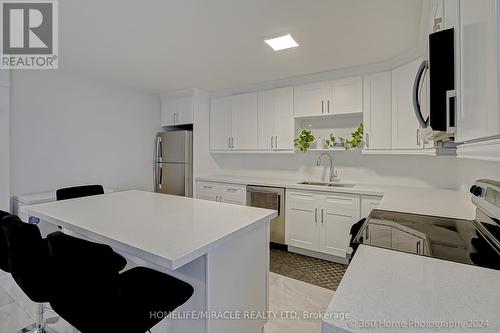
left=59, top=0, right=425, bottom=93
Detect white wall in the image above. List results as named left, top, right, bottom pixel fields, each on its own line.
left=10, top=71, right=161, bottom=196
left=201, top=148, right=500, bottom=192
left=0, top=70, right=10, bottom=211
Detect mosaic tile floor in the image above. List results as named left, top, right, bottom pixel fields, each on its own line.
left=270, top=249, right=348, bottom=291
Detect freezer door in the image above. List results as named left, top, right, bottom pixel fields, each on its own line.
left=157, top=163, right=187, bottom=196
left=157, top=131, right=192, bottom=163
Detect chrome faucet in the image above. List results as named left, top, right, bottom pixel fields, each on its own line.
left=316, top=153, right=339, bottom=182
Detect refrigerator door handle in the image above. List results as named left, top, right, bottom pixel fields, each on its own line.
left=156, top=136, right=163, bottom=162
left=158, top=164, right=163, bottom=190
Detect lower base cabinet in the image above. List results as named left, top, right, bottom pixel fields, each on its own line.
left=361, top=195, right=382, bottom=218
left=196, top=181, right=246, bottom=205
left=286, top=190, right=361, bottom=258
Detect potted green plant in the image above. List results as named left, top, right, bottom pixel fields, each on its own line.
left=294, top=129, right=315, bottom=152
left=343, top=122, right=364, bottom=150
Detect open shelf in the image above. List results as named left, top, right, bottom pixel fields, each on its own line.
left=299, top=148, right=361, bottom=153
left=294, top=112, right=363, bottom=120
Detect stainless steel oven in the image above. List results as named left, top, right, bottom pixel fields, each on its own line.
left=247, top=186, right=285, bottom=245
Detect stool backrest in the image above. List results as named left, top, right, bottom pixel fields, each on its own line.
left=56, top=185, right=104, bottom=201
left=47, top=232, right=122, bottom=300
left=2, top=215, right=52, bottom=302
left=0, top=210, right=12, bottom=272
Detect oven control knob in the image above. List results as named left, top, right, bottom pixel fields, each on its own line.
left=470, top=185, right=484, bottom=197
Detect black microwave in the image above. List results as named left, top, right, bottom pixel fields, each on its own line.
left=413, top=28, right=455, bottom=134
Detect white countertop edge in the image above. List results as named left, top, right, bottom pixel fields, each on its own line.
left=25, top=207, right=277, bottom=270
left=196, top=176, right=387, bottom=196
left=196, top=175, right=476, bottom=220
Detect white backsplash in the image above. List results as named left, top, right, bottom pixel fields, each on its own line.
left=201, top=151, right=500, bottom=192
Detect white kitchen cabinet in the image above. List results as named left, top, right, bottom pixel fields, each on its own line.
left=286, top=191, right=318, bottom=251
left=161, top=95, right=194, bottom=126
left=258, top=87, right=294, bottom=150
left=391, top=59, right=424, bottom=149
left=196, top=181, right=246, bottom=205
left=210, top=93, right=258, bottom=151
left=360, top=195, right=382, bottom=218
left=456, top=0, right=499, bottom=143
left=196, top=181, right=220, bottom=201
left=286, top=189, right=360, bottom=259
left=294, top=82, right=330, bottom=117
left=294, top=76, right=362, bottom=118
left=363, top=72, right=392, bottom=150
left=329, top=76, right=363, bottom=115
left=231, top=92, right=258, bottom=150
left=320, top=193, right=361, bottom=257
left=210, top=97, right=232, bottom=150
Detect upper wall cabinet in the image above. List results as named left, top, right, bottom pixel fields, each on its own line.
left=161, top=95, right=194, bottom=126
left=258, top=87, right=294, bottom=150
left=363, top=72, right=392, bottom=150
left=456, top=0, right=499, bottom=143
left=210, top=93, right=258, bottom=151
left=210, top=96, right=232, bottom=150
left=231, top=93, right=259, bottom=150
left=294, top=76, right=362, bottom=118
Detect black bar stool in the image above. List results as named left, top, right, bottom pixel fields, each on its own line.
left=348, top=218, right=366, bottom=261
left=2, top=215, right=59, bottom=333
left=56, top=185, right=104, bottom=201
left=0, top=210, right=12, bottom=273
left=47, top=232, right=194, bottom=333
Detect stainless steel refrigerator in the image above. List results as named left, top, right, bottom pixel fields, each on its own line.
left=154, top=131, right=193, bottom=197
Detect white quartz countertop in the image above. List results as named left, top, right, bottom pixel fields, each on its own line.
left=196, top=175, right=476, bottom=220
left=24, top=190, right=277, bottom=270
left=322, top=245, right=500, bottom=333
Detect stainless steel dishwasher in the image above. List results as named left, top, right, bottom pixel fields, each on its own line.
left=247, top=186, right=285, bottom=246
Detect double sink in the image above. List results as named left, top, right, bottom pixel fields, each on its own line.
left=297, top=181, right=356, bottom=188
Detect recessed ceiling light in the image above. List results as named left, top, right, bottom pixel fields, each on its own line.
left=264, top=34, right=299, bottom=51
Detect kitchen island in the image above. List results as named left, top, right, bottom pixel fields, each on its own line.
left=322, top=245, right=500, bottom=333
left=25, top=190, right=277, bottom=333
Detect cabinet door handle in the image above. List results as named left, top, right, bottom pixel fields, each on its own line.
left=314, top=208, right=318, bottom=224
left=416, top=129, right=420, bottom=146
left=271, top=136, right=274, bottom=149
left=228, top=137, right=231, bottom=149
left=327, top=100, right=330, bottom=113
left=416, top=240, right=421, bottom=254
left=366, top=132, right=370, bottom=148
left=321, top=208, right=324, bottom=226
left=203, top=185, right=214, bottom=190
left=321, top=101, right=324, bottom=114
left=275, top=136, right=278, bottom=149
left=231, top=137, right=234, bottom=148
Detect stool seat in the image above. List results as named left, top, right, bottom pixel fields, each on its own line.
left=47, top=232, right=194, bottom=333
